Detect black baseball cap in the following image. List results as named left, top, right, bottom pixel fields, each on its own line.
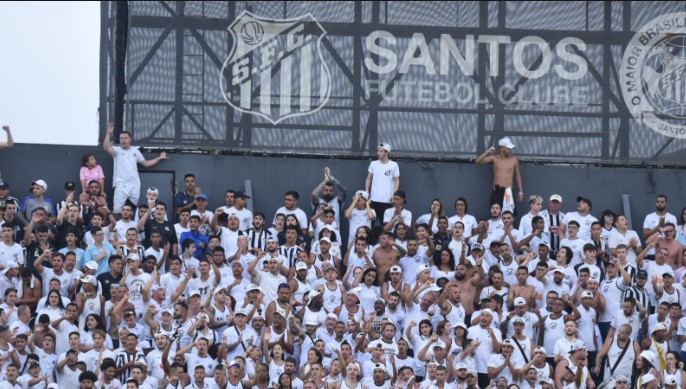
left=64, top=181, right=76, bottom=190
left=0, top=181, right=8, bottom=189
left=637, top=270, right=648, bottom=279
left=576, top=196, right=593, bottom=210
left=235, top=191, right=250, bottom=199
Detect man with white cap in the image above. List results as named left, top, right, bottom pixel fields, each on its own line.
left=645, top=321, right=669, bottom=369
left=247, top=253, right=286, bottom=306
left=344, top=190, right=376, bottom=245
left=502, top=296, right=539, bottom=340
left=467, top=308, right=502, bottom=388
left=487, top=338, right=522, bottom=384
left=540, top=194, right=565, bottom=257
left=365, top=143, right=399, bottom=227
left=476, top=137, right=524, bottom=214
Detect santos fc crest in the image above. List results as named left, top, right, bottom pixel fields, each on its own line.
left=220, top=12, right=332, bottom=124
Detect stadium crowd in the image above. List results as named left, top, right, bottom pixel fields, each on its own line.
left=0, top=126, right=684, bottom=389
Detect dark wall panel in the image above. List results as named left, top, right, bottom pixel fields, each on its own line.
left=2, top=144, right=684, bottom=236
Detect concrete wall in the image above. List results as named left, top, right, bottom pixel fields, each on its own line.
left=2, top=144, right=685, bottom=235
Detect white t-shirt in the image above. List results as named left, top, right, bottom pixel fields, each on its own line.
left=467, top=325, right=502, bottom=374
left=112, top=146, right=144, bottom=187
left=0, top=242, right=24, bottom=267
left=348, top=208, right=375, bottom=245
left=643, top=212, right=677, bottom=255
left=383, top=208, right=412, bottom=228
left=223, top=207, right=253, bottom=231
left=608, top=229, right=642, bottom=265
left=448, top=214, right=478, bottom=238
left=273, top=207, right=308, bottom=230
left=561, top=212, right=598, bottom=240
left=560, top=237, right=591, bottom=267
left=367, top=160, right=399, bottom=203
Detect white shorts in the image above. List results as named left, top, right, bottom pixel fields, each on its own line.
left=113, top=183, right=140, bottom=213
left=503, top=188, right=515, bottom=213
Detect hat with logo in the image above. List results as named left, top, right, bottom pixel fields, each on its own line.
left=512, top=316, right=526, bottom=324
left=378, top=143, right=392, bottom=153
left=246, top=284, right=262, bottom=293
left=147, top=187, right=159, bottom=195
left=653, top=322, right=669, bottom=333
left=665, top=375, right=678, bottom=385
left=549, top=194, right=562, bottom=203
left=470, top=243, right=483, bottom=251
left=581, top=291, right=594, bottom=298
left=235, top=191, right=250, bottom=199
left=390, top=265, right=402, bottom=273
left=514, top=297, right=526, bottom=306
left=295, top=261, right=307, bottom=271
left=663, top=270, right=675, bottom=278
left=235, top=308, right=248, bottom=316
left=498, top=137, right=515, bottom=149
left=637, top=269, right=648, bottom=279
left=64, top=181, right=76, bottom=191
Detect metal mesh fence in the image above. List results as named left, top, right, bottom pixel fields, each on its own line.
left=113, top=1, right=686, bottom=164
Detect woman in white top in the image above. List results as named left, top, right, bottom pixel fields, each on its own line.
left=431, top=249, right=456, bottom=282
left=415, top=199, right=443, bottom=234
left=80, top=314, right=114, bottom=350
left=263, top=330, right=286, bottom=388
left=351, top=268, right=380, bottom=314
left=35, top=289, right=65, bottom=322
left=405, top=319, right=433, bottom=380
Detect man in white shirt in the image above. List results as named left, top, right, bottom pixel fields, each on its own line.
left=273, top=191, right=308, bottom=234
left=383, top=191, right=412, bottom=231
left=559, top=196, right=597, bottom=241
left=642, top=194, right=678, bottom=259
left=365, top=143, right=399, bottom=227
left=103, top=122, right=168, bottom=215
left=224, top=191, right=253, bottom=231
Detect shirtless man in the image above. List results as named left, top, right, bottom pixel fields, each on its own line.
left=454, top=262, right=483, bottom=316
left=476, top=137, right=524, bottom=213
left=648, top=223, right=683, bottom=268
left=372, top=231, right=406, bottom=280
left=508, top=266, right=538, bottom=310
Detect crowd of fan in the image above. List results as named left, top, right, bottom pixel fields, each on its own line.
left=0, top=132, right=684, bottom=389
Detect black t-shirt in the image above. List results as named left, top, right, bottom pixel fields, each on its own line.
left=97, top=271, right=123, bottom=301
left=56, top=220, right=84, bottom=249
left=143, top=219, right=178, bottom=249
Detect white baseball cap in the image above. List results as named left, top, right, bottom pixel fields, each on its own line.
left=498, top=137, right=515, bottom=149
left=378, top=143, right=392, bottom=153
left=514, top=297, right=526, bottom=306
left=549, top=194, right=563, bottom=202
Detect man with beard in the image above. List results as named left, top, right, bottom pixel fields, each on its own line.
left=467, top=309, right=502, bottom=388
left=553, top=321, right=584, bottom=364
left=487, top=339, right=523, bottom=383
left=384, top=292, right=406, bottom=339
left=311, top=168, right=347, bottom=226
left=373, top=232, right=405, bottom=283
left=539, top=297, right=579, bottom=364
left=398, top=238, right=430, bottom=286
left=454, top=262, right=483, bottom=319
left=643, top=194, right=678, bottom=260
left=437, top=281, right=466, bottom=326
